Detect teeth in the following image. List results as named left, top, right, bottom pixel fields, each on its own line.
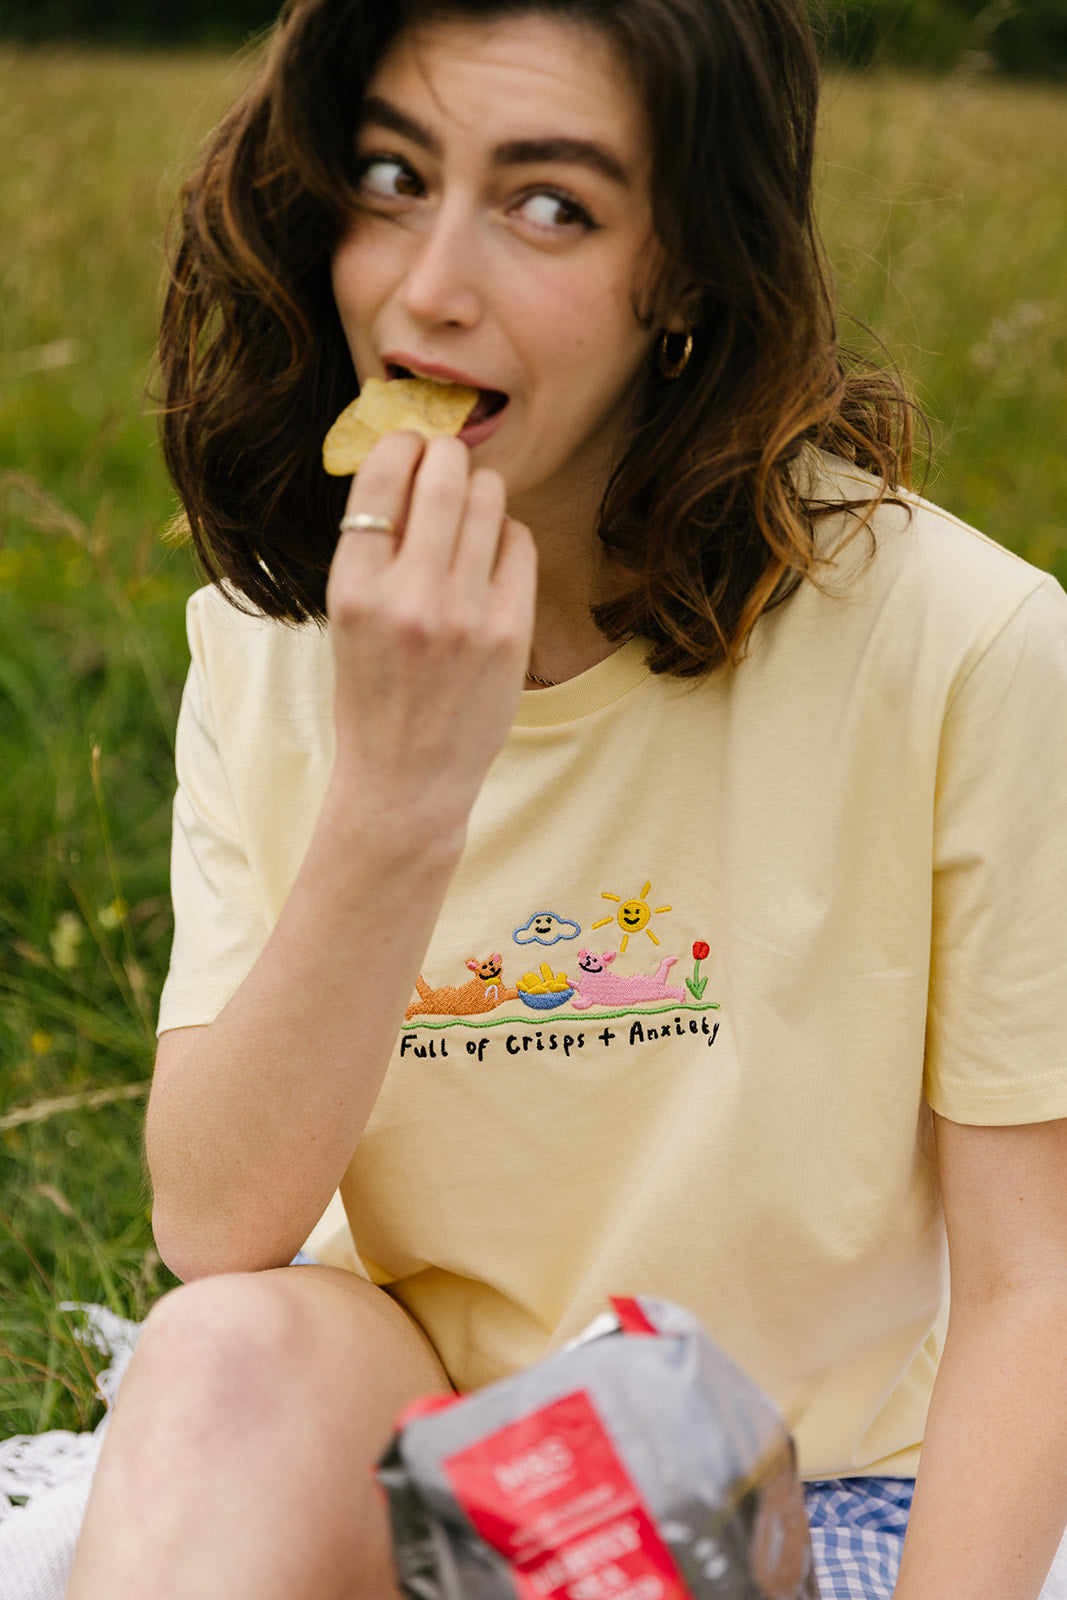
left=391, top=364, right=464, bottom=387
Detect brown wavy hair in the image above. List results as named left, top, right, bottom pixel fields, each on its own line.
left=159, top=0, right=914, bottom=675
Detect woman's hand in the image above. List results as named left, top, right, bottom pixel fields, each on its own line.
left=150, top=434, right=534, bottom=1278
left=325, top=430, right=536, bottom=851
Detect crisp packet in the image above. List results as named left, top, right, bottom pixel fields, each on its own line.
left=376, top=1295, right=819, bottom=1600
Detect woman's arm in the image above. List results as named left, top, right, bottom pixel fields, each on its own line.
left=894, top=1113, right=1067, bottom=1600
left=147, top=431, right=536, bottom=1282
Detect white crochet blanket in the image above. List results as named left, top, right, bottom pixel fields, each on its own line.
left=0, top=1305, right=140, bottom=1600
left=3, top=1303, right=1067, bottom=1600
left=0, top=1205, right=350, bottom=1599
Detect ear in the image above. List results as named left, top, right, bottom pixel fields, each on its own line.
left=661, top=291, right=702, bottom=336
left=603, top=950, right=617, bottom=965
left=657, top=269, right=703, bottom=336
left=466, top=959, right=478, bottom=972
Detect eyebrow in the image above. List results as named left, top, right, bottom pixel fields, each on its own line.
left=359, top=96, right=631, bottom=188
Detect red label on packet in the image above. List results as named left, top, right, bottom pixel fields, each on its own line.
left=444, top=1389, right=689, bottom=1600
left=609, top=1297, right=659, bottom=1337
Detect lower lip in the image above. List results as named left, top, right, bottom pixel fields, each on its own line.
left=459, top=404, right=509, bottom=448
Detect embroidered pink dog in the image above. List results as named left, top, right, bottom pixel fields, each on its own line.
left=570, top=949, right=685, bottom=1010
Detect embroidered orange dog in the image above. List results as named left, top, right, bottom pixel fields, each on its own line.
left=404, top=954, right=519, bottom=1020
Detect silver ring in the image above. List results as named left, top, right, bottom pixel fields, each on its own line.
left=339, top=512, right=397, bottom=536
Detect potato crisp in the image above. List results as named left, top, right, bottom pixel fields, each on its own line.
left=323, top=377, right=479, bottom=474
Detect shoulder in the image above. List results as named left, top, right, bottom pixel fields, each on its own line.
left=184, top=584, right=335, bottom=724
left=799, top=449, right=1065, bottom=660
left=738, top=451, right=1066, bottom=720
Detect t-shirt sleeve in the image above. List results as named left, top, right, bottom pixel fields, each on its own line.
left=925, top=574, right=1067, bottom=1123
left=156, top=592, right=271, bottom=1035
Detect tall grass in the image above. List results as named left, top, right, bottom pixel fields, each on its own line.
left=819, top=68, right=1067, bottom=581
left=1, top=44, right=1065, bottom=1436
left=0, top=47, right=249, bottom=1435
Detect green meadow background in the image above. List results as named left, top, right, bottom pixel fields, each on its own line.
left=2, top=44, right=1066, bottom=1435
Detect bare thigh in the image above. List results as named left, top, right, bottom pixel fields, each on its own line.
left=66, top=1265, right=450, bottom=1600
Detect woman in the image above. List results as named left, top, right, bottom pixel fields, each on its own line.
left=67, top=1, right=1067, bottom=1597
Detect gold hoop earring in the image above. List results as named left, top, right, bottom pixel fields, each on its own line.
left=658, top=329, right=693, bottom=380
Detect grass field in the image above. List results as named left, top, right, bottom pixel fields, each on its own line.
left=2, top=44, right=1065, bottom=1437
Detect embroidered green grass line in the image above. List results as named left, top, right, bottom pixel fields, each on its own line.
left=401, top=999, right=722, bottom=1032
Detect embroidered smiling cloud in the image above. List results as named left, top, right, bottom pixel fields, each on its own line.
left=513, top=912, right=581, bottom=947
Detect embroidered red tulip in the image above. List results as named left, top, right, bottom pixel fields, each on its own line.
left=687, top=940, right=710, bottom=1000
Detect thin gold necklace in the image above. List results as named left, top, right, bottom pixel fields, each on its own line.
left=525, top=669, right=560, bottom=688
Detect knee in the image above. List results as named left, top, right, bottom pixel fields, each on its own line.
left=126, top=1271, right=312, bottom=1431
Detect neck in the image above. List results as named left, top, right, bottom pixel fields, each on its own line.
left=508, top=438, right=633, bottom=687
left=520, top=518, right=632, bottom=687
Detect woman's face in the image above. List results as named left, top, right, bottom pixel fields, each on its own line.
left=330, top=13, right=672, bottom=518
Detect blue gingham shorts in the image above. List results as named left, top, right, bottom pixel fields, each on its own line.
left=804, top=1476, right=914, bottom=1598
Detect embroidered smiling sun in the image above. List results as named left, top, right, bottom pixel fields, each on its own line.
left=591, top=881, right=673, bottom=952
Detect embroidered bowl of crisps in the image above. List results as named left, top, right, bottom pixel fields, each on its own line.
left=517, top=963, right=576, bottom=1009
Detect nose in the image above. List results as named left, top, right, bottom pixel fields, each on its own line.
left=399, top=203, right=483, bottom=329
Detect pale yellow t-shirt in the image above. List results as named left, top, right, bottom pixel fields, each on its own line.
left=159, top=456, right=1067, bottom=1479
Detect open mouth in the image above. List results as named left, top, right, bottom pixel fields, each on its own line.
left=385, top=363, right=509, bottom=427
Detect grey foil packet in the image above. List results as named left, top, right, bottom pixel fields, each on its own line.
left=377, top=1296, right=820, bottom=1600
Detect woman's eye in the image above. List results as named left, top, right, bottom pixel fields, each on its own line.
left=512, top=190, right=596, bottom=233
left=356, top=157, right=422, bottom=202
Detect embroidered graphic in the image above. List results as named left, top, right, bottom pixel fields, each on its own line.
left=405, top=954, right=519, bottom=1021
left=398, top=884, right=720, bottom=1037
left=517, top=962, right=575, bottom=1011
left=686, top=940, right=710, bottom=1001
left=591, top=881, right=672, bottom=952
left=569, top=949, right=685, bottom=1011
left=513, top=912, right=581, bottom=947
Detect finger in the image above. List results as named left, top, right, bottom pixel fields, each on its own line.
left=333, top=432, right=425, bottom=583
left=489, top=516, right=538, bottom=643
left=449, top=468, right=509, bottom=589
left=392, top=435, right=471, bottom=577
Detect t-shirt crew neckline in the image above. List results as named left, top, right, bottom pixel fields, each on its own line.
left=515, top=638, right=651, bottom=727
